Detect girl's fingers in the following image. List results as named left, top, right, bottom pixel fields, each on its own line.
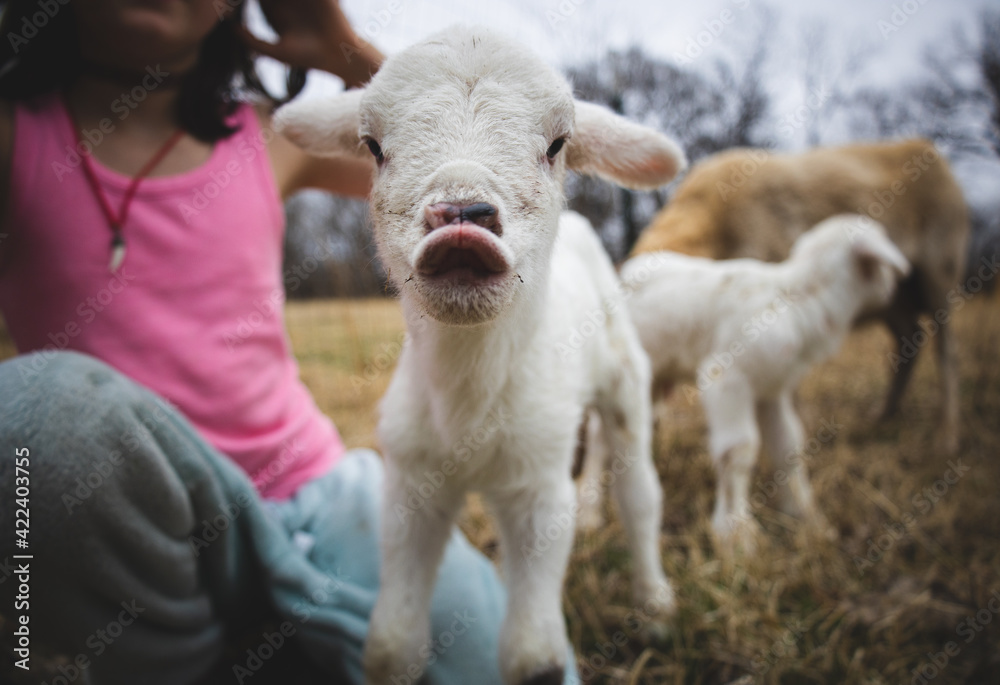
left=239, top=25, right=289, bottom=62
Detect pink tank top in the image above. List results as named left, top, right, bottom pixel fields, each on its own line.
left=0, top=92, right=344, bottom=498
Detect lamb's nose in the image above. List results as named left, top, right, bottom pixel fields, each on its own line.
left=424, top=202, right=500, bottom=234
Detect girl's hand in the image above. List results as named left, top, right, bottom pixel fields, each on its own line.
left=242, top=0, right=383, bottom=88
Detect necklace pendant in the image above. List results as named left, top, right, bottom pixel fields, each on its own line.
left=109, top=232, right=125, bottom=273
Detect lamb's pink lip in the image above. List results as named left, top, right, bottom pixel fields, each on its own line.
left=416, top=223, right=510, bottom=279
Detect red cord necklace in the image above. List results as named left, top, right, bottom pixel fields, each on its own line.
left=66, top=103, right=185, bottom=272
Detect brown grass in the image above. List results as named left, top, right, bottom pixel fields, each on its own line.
left=285, top=296, right=1000, bottom=685
left=3, top=295, right=998, bottom=684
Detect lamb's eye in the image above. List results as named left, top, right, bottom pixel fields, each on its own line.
left=366, top=138, right=385, bottom=164
left=546, top=137, right=566, bottom=160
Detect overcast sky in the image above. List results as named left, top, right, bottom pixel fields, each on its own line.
left=251, top=0, right=996, bottom=100
left=332, top=0, right=994, bottom=73
left=251, top=1, right=1000, bottom=206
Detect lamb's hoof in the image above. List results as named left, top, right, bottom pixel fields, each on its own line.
left=711, top=516, right=762, bottom=557
left=519, top=665, right=565, bottom=685
left=796, top=513, right=838, bottom=544
left=640, top=617, right=674, bottom=643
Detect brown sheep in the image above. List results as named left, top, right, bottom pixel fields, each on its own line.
left=631, top=139, right=969, bottom=453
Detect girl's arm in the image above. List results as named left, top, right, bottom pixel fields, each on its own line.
left=249, top=0, right=383, bottom=200
left=267, top=116, right=375, bottom=200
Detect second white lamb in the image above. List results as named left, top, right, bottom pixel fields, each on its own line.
left=596, top=214, right=911, bottom=549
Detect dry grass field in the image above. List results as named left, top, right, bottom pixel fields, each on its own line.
left=283, top=296, right=1000, bottom=685
left=2, top=293, right=998, bottom=684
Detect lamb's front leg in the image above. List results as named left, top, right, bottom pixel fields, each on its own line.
left=598, top=400, right=675, bottom=616
left=575, top=409, right=608, bottom=531
left=700, top=369, right=762, bottom=553
left=364, top=460, right=460, bottom=685
left=757, top=392, right=835, bottom=540
left=491, top=480, right=577, bottom=685
left=757, top=393, right=814, bottom=520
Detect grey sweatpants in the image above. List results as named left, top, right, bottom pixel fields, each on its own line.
left=0, top=351, right=526, bottom=685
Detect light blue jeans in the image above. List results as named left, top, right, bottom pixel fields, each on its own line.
left=0, top=351, right=579, bottom=684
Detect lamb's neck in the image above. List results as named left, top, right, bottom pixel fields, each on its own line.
left=776, top=260, right=863, bottom=353
left=404, top=285, right=548, bottom=401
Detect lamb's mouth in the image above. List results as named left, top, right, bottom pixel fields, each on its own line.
left=415, top=223, right=510, bottom=285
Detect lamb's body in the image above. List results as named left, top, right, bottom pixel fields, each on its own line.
left=628, top=254, right=844, bottom=398
left=276, top=26, right=685, bottom=685
left=619, top=216, right=910, bottom=545
left=380, top=211, right=656, bottom=507
left=632, top=141, right=968, bottom=452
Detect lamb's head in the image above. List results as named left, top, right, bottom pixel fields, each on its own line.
left=791, top=214, right=911, bottom=309
left=275, top=27, right=685, bottom=325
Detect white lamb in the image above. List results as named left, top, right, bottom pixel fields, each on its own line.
left=611, top=215, right=910, bottom=550
left=274, top=27, right=686, bottom=685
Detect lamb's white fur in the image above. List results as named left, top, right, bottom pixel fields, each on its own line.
left=611, top=215, right=910, bottom=548
left=275, top=27, right=685, bottom=685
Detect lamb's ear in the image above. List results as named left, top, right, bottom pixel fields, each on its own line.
left=273, top=89, right=367, bottom=159
left=853, top=231, right=911, bottom=281
left=565, top=101, right=687, bottom=191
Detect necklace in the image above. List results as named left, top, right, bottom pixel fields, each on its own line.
left=65, top=101, right=185, bottom=272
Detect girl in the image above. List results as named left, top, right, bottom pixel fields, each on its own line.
left=0, top=2, right=550, bottom=683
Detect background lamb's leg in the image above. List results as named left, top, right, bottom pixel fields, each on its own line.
left=934, top=315, right=961, bottom=455
left=364, top=461, right=460, bottom=685
left=701, top=370, right=762, bottom=551
left=597, top=392, right=673, bottom=614
left=576, top=409, right=608, bottom=531
left=878, top=294, right=923, bottom=422
left=491, top=480, right=576, bottom=685
left=757, top=393, right=820, bottom=525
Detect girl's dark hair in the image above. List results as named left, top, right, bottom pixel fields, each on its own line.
left=0, top=0, right=305, bottom=142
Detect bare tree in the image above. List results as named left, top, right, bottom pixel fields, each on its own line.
left=564, top=9, right=776, bottom=257
left=282, top=191, right=387, bottom=298
left=978, top=9, right=1000, bottom=155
